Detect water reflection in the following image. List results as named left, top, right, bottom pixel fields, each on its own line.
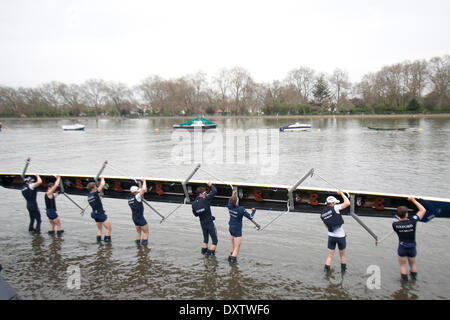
left=392, top=281, right=419, bottom=300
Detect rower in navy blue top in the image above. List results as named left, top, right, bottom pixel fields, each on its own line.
left=87, top=176, right=112, bottom=243
left=128, top=179, right=149, bottom=246
left=21, top=175, right=42, bottom=233
left=45, top=175, right=64, bottom=236
left=393, top=197, right=426, bottom=281
left=226, top=190, right=256, bottom=264
left=192, top=182, right=218, bottom=256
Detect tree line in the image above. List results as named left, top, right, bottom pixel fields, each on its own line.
left=0, top=55, right=448, bottom=117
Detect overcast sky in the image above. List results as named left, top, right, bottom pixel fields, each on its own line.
left=1, top=0, right=449, bottom=87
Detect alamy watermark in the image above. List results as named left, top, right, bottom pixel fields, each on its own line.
left=171, top=128, right=280, bottom=175
left=66, top=265, right=81, bottom=290
left=366, top=265, right=381, bottom=290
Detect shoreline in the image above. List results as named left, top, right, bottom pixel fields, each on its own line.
left=1, top=113, right=450, bottom=121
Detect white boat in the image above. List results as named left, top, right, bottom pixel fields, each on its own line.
left=279, top=123, right=311, bottom=132
left=62, top=124, right=85, bottom=131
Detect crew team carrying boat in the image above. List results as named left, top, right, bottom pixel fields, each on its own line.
left=87, top=176, right=112, bottom=242
left=191, top=182, right=218, bottom=256
left=3, top=162, right=450, bottom=280
left=128, top=179, right=149, bottom=246
left=321, top=190, right=350, bottom=275
left=393, top=197, right=426, bottom=282
left=227, top=190, right=256, bottom=264
left=45, top=175, right=64, bottom=236
left=21, top=175, right=42, bottom=233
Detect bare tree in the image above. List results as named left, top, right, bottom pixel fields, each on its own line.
left=285, top=66, right=316, bottom=104
left=104, top=81, right=135, bottom=117
left=0, top=86, right=21, bottom=115
left=428, top=55, right=450, bottom=107
left=227, top=67, right=255, bottom=114
left=82, top=79, right=108, bottom=117
left=212, top=68, right=231, bottom=113
left=329, top=68, right=351, bottom=112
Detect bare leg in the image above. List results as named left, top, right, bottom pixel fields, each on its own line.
left=49, top=220, right=55, bottom=232
left=230, top=236, right=235, bottom=255
left=398, top=256, right=408, bottom=275
left=407, top=257, right=417, bottom=273
left=339, top=249, right=346, bottom=265
left=96, top=222, right=103, bottom=236
left=210, top=244, right=217, bottom=251
left=55, top=217, right=62, bottom=231
left=104, top=219, right=112, bottom=236
left=135, top=226, right=142, bottom=241
left=325, top=249, right=335, bottom=266
left=142, top=224, right=149, bottom=241
left=231, top=237, right=242, bottom=257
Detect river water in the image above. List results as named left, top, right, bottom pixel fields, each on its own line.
left=0, top=116, right=449, bottom=300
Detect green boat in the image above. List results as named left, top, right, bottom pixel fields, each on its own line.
left=173, top=117, right=217, bottom=131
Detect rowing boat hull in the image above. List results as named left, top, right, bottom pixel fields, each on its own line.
left=1, top=173, right=449, bottom=221
left=367, top=127, right=407, bottom=131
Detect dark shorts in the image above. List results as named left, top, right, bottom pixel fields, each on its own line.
left=398, top=242, right=417, bottom=258
left=229, top=226, right=242, bottom=238
left=91, top=211, right=108, bottom=223
left=46, top=208, right=58, bottom=220
left=133, top=215, right=147, bottom=227
left=202, top=222, right=218, bottom=245
left=328, top=236, right=346, bottom=250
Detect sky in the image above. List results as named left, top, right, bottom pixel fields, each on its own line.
left=0, top=0, right=449, bottom=87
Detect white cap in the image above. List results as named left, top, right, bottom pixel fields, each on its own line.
left=326, top=196, right=340, bottom=204
left=130, top=186, right=140, bottom=193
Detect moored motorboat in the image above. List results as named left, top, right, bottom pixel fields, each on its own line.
left=173, top=117, right=216, bottom=131
left=279, top=123, right=312, bottom=132
left=62, top=124, right=85, bottom=131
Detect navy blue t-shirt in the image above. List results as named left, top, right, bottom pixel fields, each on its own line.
left=88, top=190, right=105, bottom=214
left=227, top=204, right=255, bottom=229
left=192, top=185, right=217, bottom=225
left=393, top=215, right=419, bottom=243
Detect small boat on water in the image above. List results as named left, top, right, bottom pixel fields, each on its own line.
left=173, top=117, right=216, bottom=131
left=62, top=124, right=85, bottom=131
left=367, top=127, right=407, bottom=131
left=279, top=123, right=312, bottom=132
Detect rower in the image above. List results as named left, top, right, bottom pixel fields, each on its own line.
left=87, top=176, right=112, bottom=242
left=321, top=190, right=350, bottom=275
left=227, top=190, right=256, bottom=264
left=45, top=175, right=64, bottom=236
left=128, top=180, right=149, bottom=246
left=21, top=175, right=43, bottom=233
left=192, top=182, right=218, bottom=256
left=393, top=197, right=426, bottom=282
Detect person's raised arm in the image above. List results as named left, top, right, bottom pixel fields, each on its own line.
left=337, top=190, right=350, bottom=210
left=98, top=176, right=106, bottom=193
left=139, top=179, right=147, bottom=197
left=33, top=174, right=43, bottom=188
left=205, top=182, right=217, bottom=200
left=47, top=175, right=60, bottom=197
left=408, top=196, right=426, bottom=220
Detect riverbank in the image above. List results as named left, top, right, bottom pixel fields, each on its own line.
left=2, top=113, right=450, bottom=121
